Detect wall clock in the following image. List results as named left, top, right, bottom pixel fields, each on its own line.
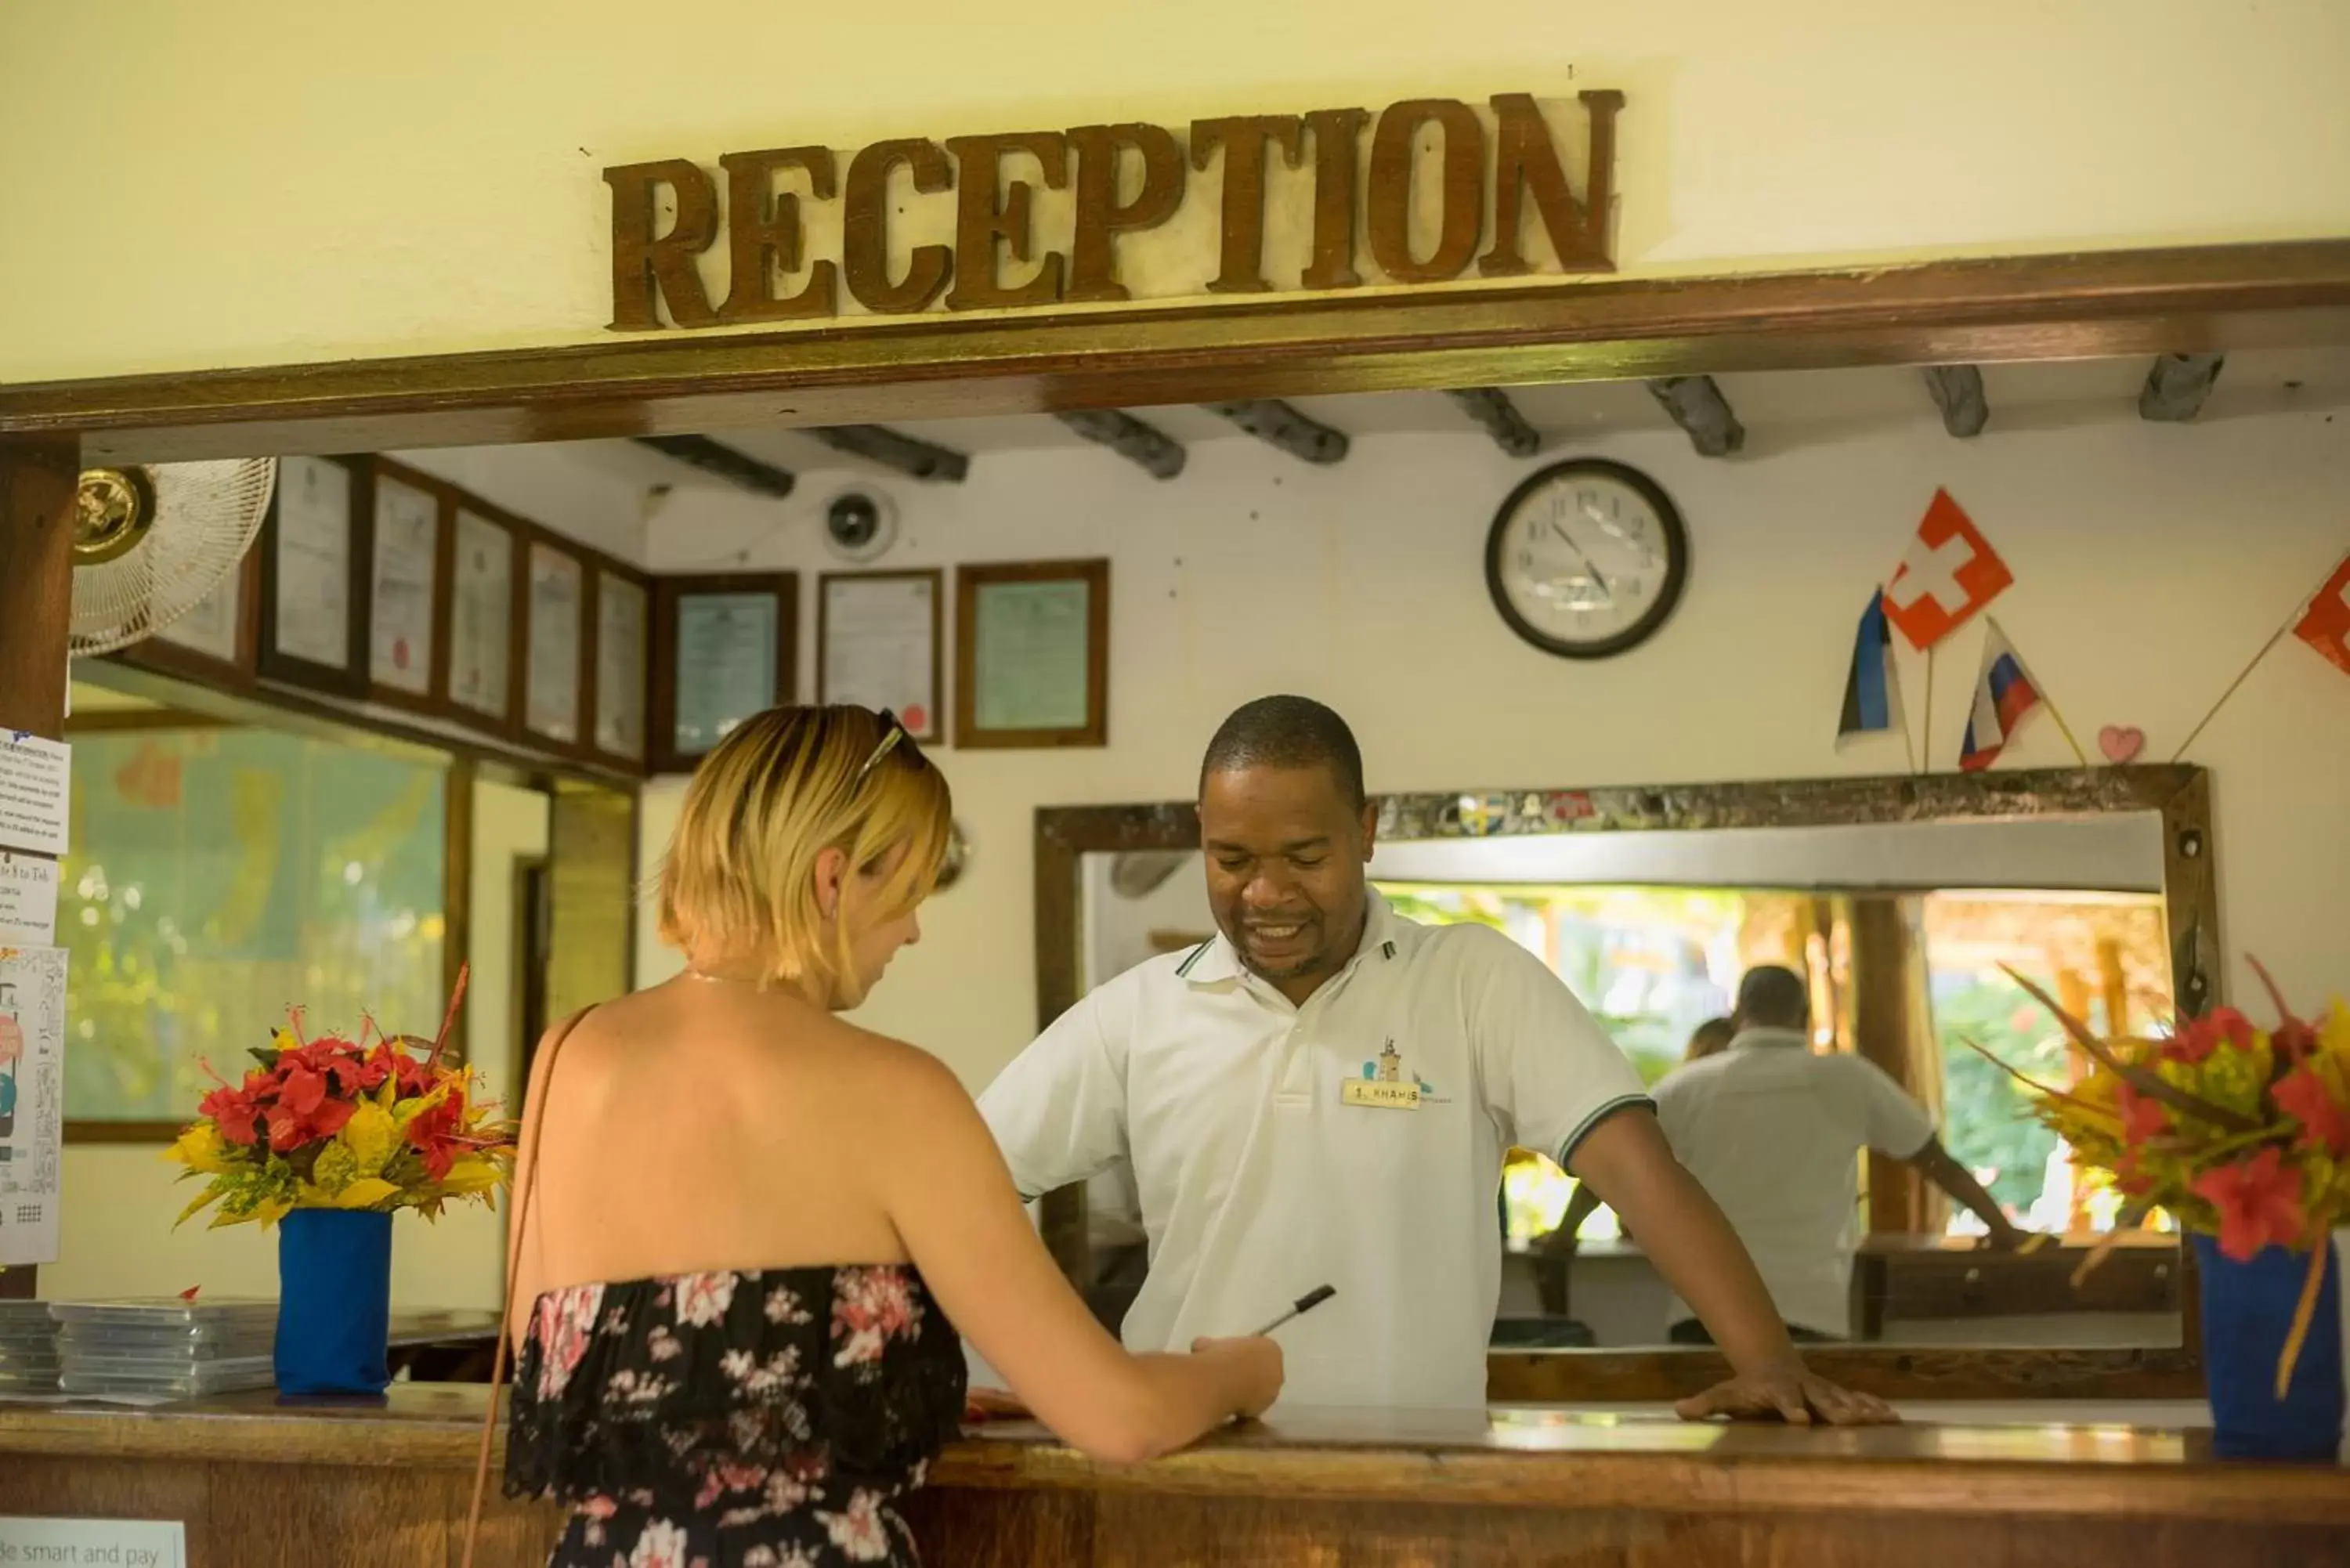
left=1484, top=458, right=1690, bottom=659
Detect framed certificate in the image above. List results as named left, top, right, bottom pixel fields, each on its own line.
left=819, top=569, right=943, bottom=742
left=257, top=454, right=371, bottom=697
left=447, top=505, right=522, bottom=732
left=954, top=559, right=1109, bottom=749
left=367, top=458, right=449, bottom=713
left=591, top=566, right=651, bottom=767
left=649, top=574, right=797, bottom=774
left=130, top=540, right=261, bottom=688
left=523, top=536, right=588, bottom=750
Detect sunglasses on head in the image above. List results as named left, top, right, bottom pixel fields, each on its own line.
left=855, top=709, right=916, bottom=783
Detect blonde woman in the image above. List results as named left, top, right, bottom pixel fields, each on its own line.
left=493, top=707, right=1281, bottom=1568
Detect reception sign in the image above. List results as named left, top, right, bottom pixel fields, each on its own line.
left=605, top=90, right=1624, bottom=330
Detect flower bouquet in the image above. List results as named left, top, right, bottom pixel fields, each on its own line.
left=164, top=966, right=514, bottom=1394
left=1992, top=960, right=2350, bottom=1458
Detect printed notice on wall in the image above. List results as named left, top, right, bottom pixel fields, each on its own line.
left=0, top=1517, right=187, bottom=1567
left=0, top=735, right=68, bottom=858
left=0, top=945, right=69, bottom=1268
left=0, top=857, right=56, bottom=947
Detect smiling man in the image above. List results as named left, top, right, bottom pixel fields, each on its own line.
left=975, top=695, right=1888, bottom=1423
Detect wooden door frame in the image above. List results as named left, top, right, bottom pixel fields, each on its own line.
left=1036, top=767, right=2215, bottom=1401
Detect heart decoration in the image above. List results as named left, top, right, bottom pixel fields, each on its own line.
left=2098, top=724, right=2146, bottom=764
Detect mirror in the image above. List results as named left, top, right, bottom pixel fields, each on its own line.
left=1055, top=768, right=2211, bottom=1356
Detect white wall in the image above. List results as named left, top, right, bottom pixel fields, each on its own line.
left=631, top=398, right=2350, bottom=1089
left=5, top=2, right=2348, bottom=379
left=43, top=777, right=549, bottom=1308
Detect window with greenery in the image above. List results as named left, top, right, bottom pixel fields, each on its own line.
left=60, top=728, right=446, bottom=1131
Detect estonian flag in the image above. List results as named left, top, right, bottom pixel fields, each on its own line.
left=1836, top=591, right=1901, bottom=745
left=1959, top=624, right=2043, bottom=772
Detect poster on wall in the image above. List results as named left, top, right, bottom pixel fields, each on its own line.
left=0, top=944, right=69, bottom=1268
left=524, top=541, right=586, bottom=747
left=0, top=853, right=58, bottom=946
left=819, top=571, right=942, bottom=742
left=594, top=571, right=649, bottom=763
left=370, top=470, right=442, bottom=698
left=449, top=509, right=517, bottom=723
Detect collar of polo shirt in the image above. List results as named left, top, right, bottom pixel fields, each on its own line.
left=1730, top=1025, right=1810, bottom=1050
left=1174, top=890, right=1405, bottom=990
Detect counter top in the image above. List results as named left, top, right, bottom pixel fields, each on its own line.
left=2, top=1386, right=2342, bottom=1526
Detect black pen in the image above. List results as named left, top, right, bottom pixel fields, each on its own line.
left=1250, top=1284, right=1336, bottom=1336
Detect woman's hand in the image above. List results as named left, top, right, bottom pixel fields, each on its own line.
left=1675, top=1360, right=1897, bottom=1426
left=1189, top=1335, right=1284, bottom=1420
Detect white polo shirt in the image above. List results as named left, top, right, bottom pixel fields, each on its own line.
left=1651, top=1027, right=1936, bottom=1337
left=977, top=893, right=1649, bottom=1411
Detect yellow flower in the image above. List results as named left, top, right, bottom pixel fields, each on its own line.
left=338, top=1100, right=399, bottom=1176
left=332, top=1177, right=402, bottom=1210
left=2316, top=1002, right=2350, bottom=1068
left=435, top=1157, right=503, bottom=1197
left=163, top=1122, right=240, bottom=1176
left=269, top=1027, right=302, bottom=1057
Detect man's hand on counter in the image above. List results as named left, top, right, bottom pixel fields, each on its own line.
left=1675, top=1360, right=1897, bottom=1427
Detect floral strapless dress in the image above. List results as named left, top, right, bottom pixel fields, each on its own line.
left=505, top=1266, right=967, bottom=1567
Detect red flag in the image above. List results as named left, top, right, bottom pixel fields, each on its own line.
left=1882, top=490, right=2015, bottom=652
left=2292, top=554, right=2350, bottom=677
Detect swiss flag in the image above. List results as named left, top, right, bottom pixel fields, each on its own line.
left=1881, top=490, right=2015, bottom=652
left=2293, top=553, right=2350, bottom=677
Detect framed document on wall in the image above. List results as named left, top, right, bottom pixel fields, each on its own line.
left=257, top=454, right=371, bottom=697
left=367, top=459, right=449, bottom=714
left=131, top=543, right=261, bottom=688
left=819, top=569, right=943, bottom=742
left=447, top=505, right=522, bottom=734
left=649, top=574, right=797, bottom=775
left=591, top=566, right=651, bottom=768
left=954, top=559, right=1109, bottom=749
left=522, top=535, right=588, bottom=751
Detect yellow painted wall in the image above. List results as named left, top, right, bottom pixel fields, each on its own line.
left=40, top=776, right=548, bottom=1310
left=633, top=399, right=2350, bottom=1092
left=4, top=2, right=2348, bottom=381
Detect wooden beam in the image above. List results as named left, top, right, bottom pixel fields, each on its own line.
left=1052, top=410, right=1187, bottom=479
left=6, top=243, right=2347, bottom=466
left=1647, top=375, right=1745, bottom=457
left=0, top=432, right=78, bottom=1302
left=2139, top=352, right=2226, bottom=421
left=1444, top=388, right=1542, bottom=456
left=1921, top=365, right=1989, bottom=437
left=808, top=425, right=970, bottom=482
left=1202, top=400, right=1349, bottom=464
left=630, top=434, right=795, bottom=498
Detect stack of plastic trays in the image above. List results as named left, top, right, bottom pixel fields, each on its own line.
left=0, top=1300, right=61, bottom=1396
left=50, top=1299, right=277, bottom=1401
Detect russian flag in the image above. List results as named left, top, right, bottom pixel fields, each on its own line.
left=1959, top=625, right=2043, bottom=771
left=1836, top=591, right=1901, bottom=745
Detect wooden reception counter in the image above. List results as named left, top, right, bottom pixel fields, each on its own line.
left=4, top=1386, right=2348, bottom=1566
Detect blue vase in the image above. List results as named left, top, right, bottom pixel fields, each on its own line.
left=275, top=1209, right=393, bottom=1396
left=2194, top=1234, right=2344, bottom=1461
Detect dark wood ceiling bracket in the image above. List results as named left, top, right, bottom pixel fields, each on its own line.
left=2139, top=352, right=2226, bottom=421
left=1647, top=374, right=1744, bottom=457
left=1052, top=410, right=1187, bottom=479
left=808, top=425, right=971, bottom=481
left=1921, top=365, right=1989, bottom=437
left=1202, top=399, right=1349, bottom=463
left=1445, top=387, right=1542, bottom=456
left=630, top=433, right=796, bottom=497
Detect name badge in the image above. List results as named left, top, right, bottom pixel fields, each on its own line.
left=1342, top=1079, right=1422, bottom=1110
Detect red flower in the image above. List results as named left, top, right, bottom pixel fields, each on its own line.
left=2165, top=1006, right=2258, bottom=1066
left=2115, top=1081, right=2169, bottom=1147
left=2113, top=1148, right=2157, bottom=1198
left=2275, top=1067, right=2350, bottom=1156
left=2273, top=1019, right=2319, bottom=1061
left=405, top=1089, right=467, bottom=1180
left=277, top=1063, right=328, bottom=1117
left=266, top=1095, right=356, bottom=1153
left=199, top=1082, right=263, bottom=1146
left=2190, top=1147, right=2308, bottom=1263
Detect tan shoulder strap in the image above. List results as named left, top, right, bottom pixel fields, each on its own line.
left=461, top=1005, right=595, bottom=1568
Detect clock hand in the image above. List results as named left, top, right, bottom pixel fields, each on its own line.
left=1543, top=521, right=1615, bottom=605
